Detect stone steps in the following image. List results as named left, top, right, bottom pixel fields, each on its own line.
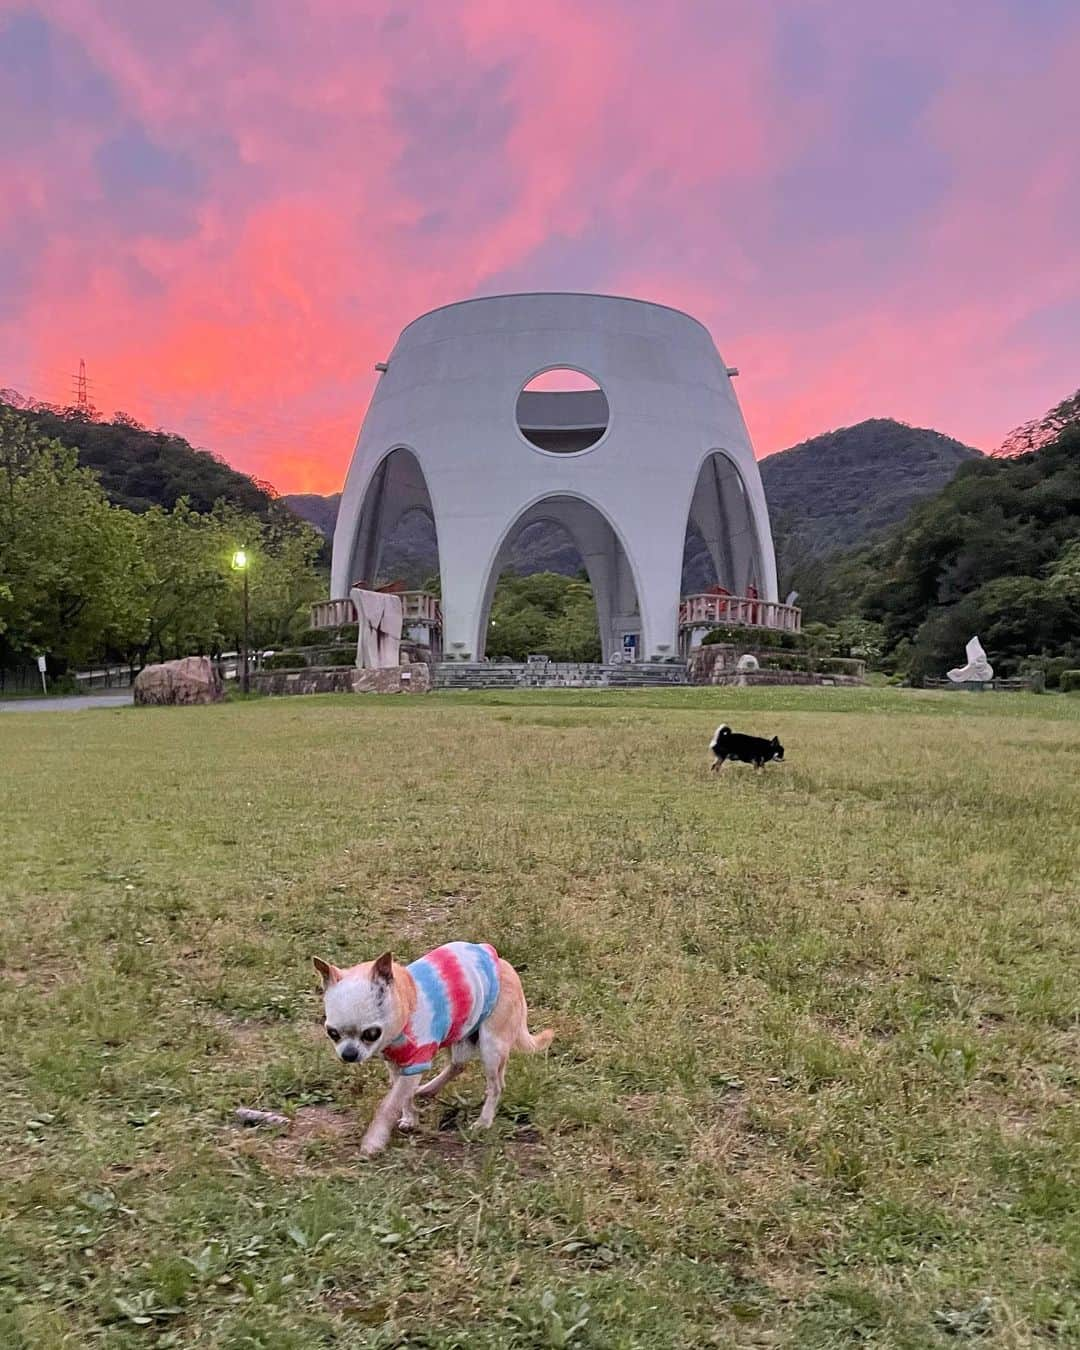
left=434, top=662, right=688, bottom=690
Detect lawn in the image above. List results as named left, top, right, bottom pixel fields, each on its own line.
left=1, top=687, right=1077, bottom=1348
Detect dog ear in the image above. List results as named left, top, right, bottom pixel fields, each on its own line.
left=771, top=736, right=780, bottom=745
left=313, top=957, right=342, bottom=990
left=372, top=951, right=394, bottom=983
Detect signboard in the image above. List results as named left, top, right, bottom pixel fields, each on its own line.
left=622, top=633, right=638, bottom=662
left=36, top=654, right=47, bottom=694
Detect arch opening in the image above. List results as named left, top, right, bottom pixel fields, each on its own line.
left=486, top=521, right=600, bottom=663
left=477, top=496, right=642, bottom=663
left=516, top=368, right=609, bottom=455
left=345, top=447, right=440, bottom=591
left=682, top=450, right=763, bottom=600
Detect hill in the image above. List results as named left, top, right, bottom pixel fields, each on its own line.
left=283, top=495, right=587, bottom=585
left=859, top=418, right=1080, bottom=679
left=759, top=418, right=981, bottom=563
left=287, top=418, right=980, bottom=589
left=283, top=492, right=341, bottom=537
left=2, top=398, right=277, bottom=516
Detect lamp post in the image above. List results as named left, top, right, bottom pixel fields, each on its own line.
left=231, top=549, right=250, bottom=693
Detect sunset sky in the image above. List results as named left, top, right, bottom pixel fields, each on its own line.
left=3, top=0, right=1078, bottom=493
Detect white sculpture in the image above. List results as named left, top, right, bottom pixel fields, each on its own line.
left=736, top=653, right=760, bottom=672
left=350, top=587, right=403, bottom=669
left=947, top=636, right=993, bottom=684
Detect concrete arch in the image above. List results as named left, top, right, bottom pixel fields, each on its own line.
left=684, top=449, right=773, bottom=596
left=336, top=446, right=438, bottom=589
left=474, top=493, right=644, bottom=662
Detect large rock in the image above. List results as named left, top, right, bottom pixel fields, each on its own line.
left=134, top=656, right=224, bottom=706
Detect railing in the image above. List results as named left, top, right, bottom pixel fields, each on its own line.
left=310, top=592, right=441, bottom=630
left=401, top=591, right=441, bottom=625
left=310, top=598, right=355, bottom=630
left=678, top=593, right=802, bottom=632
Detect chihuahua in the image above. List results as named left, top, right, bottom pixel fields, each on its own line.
left=313, top=941, right=553, bottom=1156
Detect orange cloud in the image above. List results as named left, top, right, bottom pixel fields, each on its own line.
left=3, top=0, right=1079, bottom=491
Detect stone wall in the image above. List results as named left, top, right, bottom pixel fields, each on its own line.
left=251, top=664, right=430, bottom=697
left=688, top=644, right=866, bottom=687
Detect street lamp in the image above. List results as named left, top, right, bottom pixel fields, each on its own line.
left=231, top=549, right=250, bottom=693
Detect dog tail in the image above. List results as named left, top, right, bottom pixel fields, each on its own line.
left=517, top=1025, right=555, bottom=1053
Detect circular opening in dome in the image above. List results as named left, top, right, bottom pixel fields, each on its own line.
left=516, top=368, right=609, bottom=455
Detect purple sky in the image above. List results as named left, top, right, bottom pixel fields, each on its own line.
left=2, top=0, right=1078, bottom=491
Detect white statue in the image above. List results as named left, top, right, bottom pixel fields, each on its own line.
left=350, top=587, right=403, bottom=669
left=736, top=653, right=760, bottom=672
left=947, top=636, right=993, bottom=684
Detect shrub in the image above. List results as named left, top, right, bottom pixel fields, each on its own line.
left=1060, top=670, right=1080, bottom=693
left=317, top=649, right=356, bottom=667
left=758, top=653, right=864, bottom=676
left=335, top=624, right=359, bottom=644
left=1019, top=655, right=1076, bottom=690
left=293, top=627, right=327, bottom=648
left=262, top=651, right=306, bottom=670
left=701, top=625, right=801, bottom=649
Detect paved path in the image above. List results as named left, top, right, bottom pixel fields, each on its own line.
left=0, top=692, right=133, bottom=714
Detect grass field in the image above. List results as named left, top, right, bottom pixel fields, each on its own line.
left=1, top=687, right=1078, bottom=1348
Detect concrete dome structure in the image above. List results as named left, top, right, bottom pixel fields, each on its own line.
left=331, top=293, right=778, bottom=662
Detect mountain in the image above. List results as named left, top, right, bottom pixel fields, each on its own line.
left=287, top=418, right=981, bottom=588
left=284, top=492, right=341, bottom=537
left=285, top=494, right=584, bottom=586
left=3, top=400, right=280, bottom=516
left=759, top=418, right=981, bottom=561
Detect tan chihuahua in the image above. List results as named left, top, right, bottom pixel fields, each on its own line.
left=313, top=941, right=553, bottom=1156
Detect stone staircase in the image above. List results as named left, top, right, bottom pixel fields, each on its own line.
left=434, top=661, right=688, bottom=690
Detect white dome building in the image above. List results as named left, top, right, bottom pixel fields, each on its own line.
left=330, top=293, right=782, bottom=663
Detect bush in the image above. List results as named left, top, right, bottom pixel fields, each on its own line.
left=317, top=649, right=356, bottom=667
left=701, top=625, right=801, bottom=650
left=335, top=624, right=359, bottom=644
left=293, top=627, right=327, bottom=647
left=1060, top=670, right=1080, bottom=693
left=758, top=654, right=864, bottom=676
left=1019, top=655, right=1076, bottom=690
left=262, top=651, right=306, bottom=670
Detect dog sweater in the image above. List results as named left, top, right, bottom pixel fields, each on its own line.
left=382, top=942, right=501, bottom=1076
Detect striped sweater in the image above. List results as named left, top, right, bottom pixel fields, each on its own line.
left=382, top=942, right=501, bottom=1076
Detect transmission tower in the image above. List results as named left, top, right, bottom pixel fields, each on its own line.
left=71, top=358, right=91, bottom=413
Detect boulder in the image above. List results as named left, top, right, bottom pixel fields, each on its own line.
left=134, top=656, right=224, bottom=706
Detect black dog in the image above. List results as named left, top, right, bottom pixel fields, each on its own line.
left=709, top=724, right=784, bottom=771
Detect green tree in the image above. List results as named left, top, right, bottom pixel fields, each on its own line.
left=0, top=414, right=148, bottom=671
left=136, top=500, right=232, bottom=662
left=485, top=571, right=601, bottom=661
left=210, top=502, right=325, bottom=650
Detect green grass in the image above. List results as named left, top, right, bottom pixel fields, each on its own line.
left=1, top=687, right=1077, bottom=1348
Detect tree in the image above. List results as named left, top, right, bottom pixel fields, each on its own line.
left=485, top=571, right=601, bottom=660
left=0, top=414, right=149, bottom=671
left=997, top=385, right=1080, bottom=457
left=208, top=502, right=326, bottom=651
left=135, top=501, right=232, bottom=663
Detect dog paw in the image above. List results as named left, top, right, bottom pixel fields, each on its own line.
left=359, top=1136, right=385, bottom=1157
left=397, top=1115, right=416, bottom=1133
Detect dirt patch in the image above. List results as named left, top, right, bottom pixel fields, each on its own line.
left=225, top=1103, right=360, bottom=1175
left=1, top=959, right=71, bottom=994
left=421, top=1122, right=547, bottom=1175
left=291, top=1105, right=355, bottom=1140
left=379, top=891, right=471, bottom=942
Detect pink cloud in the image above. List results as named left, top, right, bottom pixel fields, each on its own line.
left=2, top=1, right=1078, bottom=492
